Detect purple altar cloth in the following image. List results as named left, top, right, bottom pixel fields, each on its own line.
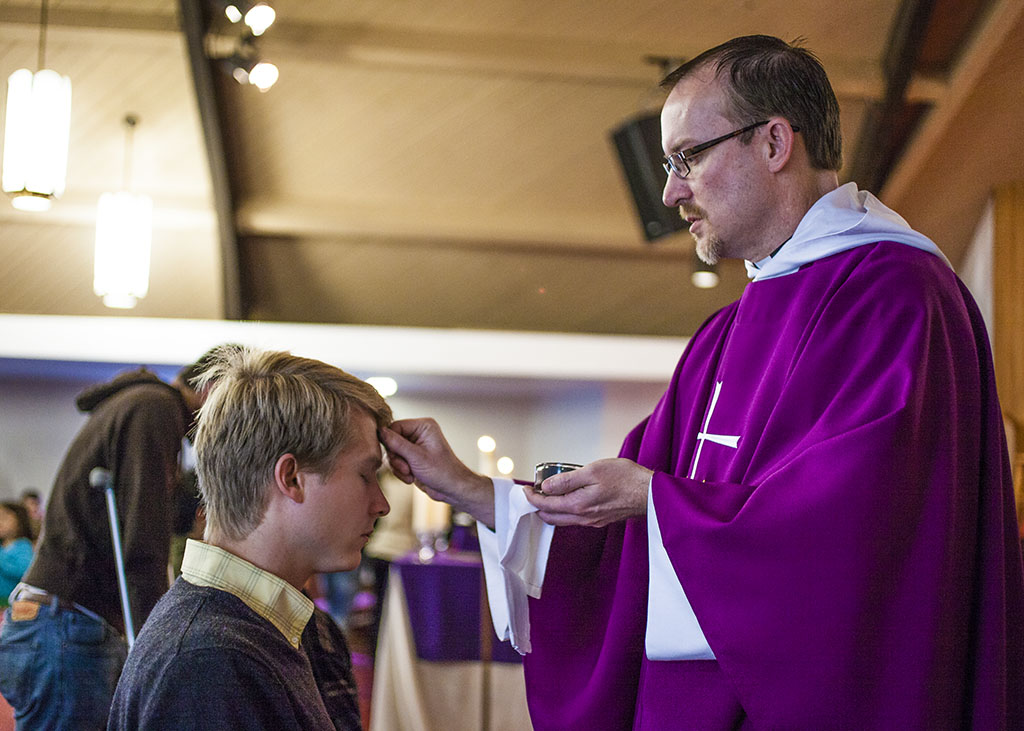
left=395, top=551, right=522, bottom=664
left=448, top=523, right=480, bottom=553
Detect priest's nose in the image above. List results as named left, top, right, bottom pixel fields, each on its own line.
left=663, top=173, right=692, bottom=208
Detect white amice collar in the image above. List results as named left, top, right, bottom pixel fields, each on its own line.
left=744, top=182, right=950, bottom=281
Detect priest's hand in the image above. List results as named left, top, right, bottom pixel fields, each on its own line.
left=524, top=458, right=651, bottom=527
left=380, top=418, right=495, bottom=528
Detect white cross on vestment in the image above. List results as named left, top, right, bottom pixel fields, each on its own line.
left=689, top=381, right=741, bottom=479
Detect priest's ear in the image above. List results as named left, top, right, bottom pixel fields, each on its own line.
left=763, top=117, right=797, bottom=173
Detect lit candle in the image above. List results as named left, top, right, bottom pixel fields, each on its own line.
left=496, top=456, right=515, bottom=475
left=477, top=434, right=497, bottom=476
left=411, top=490, right=451, bottom=535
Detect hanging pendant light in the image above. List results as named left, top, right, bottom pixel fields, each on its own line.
left=2, top=0, right=72, bottom=212
left=94, top=115, right=152, bottom=309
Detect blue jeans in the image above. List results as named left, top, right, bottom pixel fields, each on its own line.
left=0, top=600, right=127, bottom=731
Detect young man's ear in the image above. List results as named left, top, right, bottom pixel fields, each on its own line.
left=273, top=453, right=306, bottom=504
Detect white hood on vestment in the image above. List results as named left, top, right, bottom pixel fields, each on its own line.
left=745, top=182, right=950, bottom=282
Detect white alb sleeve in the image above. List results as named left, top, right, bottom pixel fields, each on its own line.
left=477, top=476, right=554, bottom=654
left=645, top=475, right=715, bottom=659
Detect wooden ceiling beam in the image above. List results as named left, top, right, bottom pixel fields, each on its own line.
left=849, top=0, right=1007, bottom=194
left=234, top=198, right=645, bottom=251
left=255, top=22, right=933, bottom=102
left=884, top=0, right=1024, bottom=203
left=846, top=0, right=938, bottom=192
left=0, top=6, right=178, bottom=33
left=178, top=0, right=244, bottom=320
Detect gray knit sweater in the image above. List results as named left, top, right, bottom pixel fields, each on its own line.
left=107, top=578, right=361, bottom=730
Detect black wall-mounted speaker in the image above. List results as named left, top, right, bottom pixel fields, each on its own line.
left=611, top=112, right=688, bottom=242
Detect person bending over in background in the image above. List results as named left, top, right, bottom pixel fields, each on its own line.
left=0, top=347, right=222, bottom=730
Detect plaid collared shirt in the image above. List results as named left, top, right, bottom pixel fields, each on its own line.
left=180, top=539, right=313, bottom=649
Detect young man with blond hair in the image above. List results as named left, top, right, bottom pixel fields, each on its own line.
left=108, top=347, right=392, bottom=730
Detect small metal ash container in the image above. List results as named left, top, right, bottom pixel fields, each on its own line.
left=533, top=461, right=582, bottom=492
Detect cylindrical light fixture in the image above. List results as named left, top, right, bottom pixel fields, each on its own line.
left=2, top=0, right=72, bottom=211
left=94, top=115, right=152, bottom=309
left=94, top=192, right=152, bottom=308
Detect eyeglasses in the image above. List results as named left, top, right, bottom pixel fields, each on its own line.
left=662, top=120, right=768, bottom=180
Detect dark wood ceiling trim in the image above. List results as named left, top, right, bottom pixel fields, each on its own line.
left=847, top=0, right=937, bottom=193
left=0, top=7, right=177, bottom=32
left=178, top=0, right=244, bottom=320
left=916, top=0, right=995, bottom=75
left=848, top=0, right=996, bottom=193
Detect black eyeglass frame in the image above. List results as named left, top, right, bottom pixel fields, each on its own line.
left=662, top=120, right=770, bottom=180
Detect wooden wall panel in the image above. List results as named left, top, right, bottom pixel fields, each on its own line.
left=993, top=181, right=1024, bottom=532
left=993, top=181, right=1024, bottom=447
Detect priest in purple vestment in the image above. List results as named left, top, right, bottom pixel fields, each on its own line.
left=381, top=35, right=1024, bottom=730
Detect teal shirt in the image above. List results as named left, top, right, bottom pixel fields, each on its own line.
left=0, top=537, right=34, bottom=605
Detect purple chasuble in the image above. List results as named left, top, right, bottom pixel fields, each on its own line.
left=524, top=242, right=1024, bottom=730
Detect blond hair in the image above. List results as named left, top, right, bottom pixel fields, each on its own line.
left=193, top=346, right=392, bottom=541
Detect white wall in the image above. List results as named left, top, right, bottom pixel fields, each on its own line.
left=0, top=379, right=89, bottom=500
left=388, top=392, right=536, bottom=479
left=598, top=382, right=670, bottom=457
left=959, top=197, right=995, bottom=343
left=310, top=380, right=669, bottom=484
left=0, top=315, right=687, bottom=499
left=523, top=387, right=605, bottom=469
left=0, top=374, right=674, bottom=503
